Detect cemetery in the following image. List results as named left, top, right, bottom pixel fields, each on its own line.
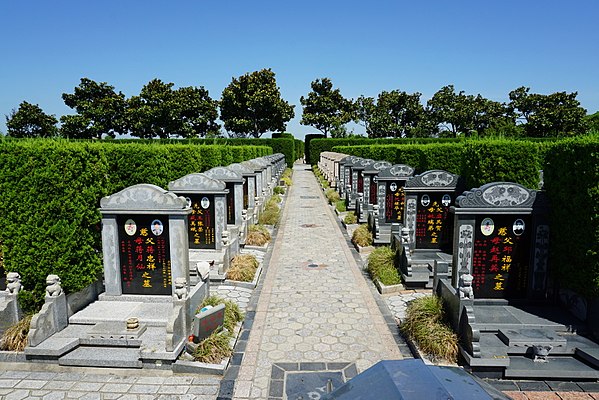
left=1, top=135, right=599, bottom=398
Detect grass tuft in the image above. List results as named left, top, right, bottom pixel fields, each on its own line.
left=246, top=224, right=271, bottom=246
left=281, top=168, right=293, bottom=186
left=259, top=196, right=281, bottom=225
left=227, top=254, right=259, bottom=282
left=400, top=295, right=458, bottom=363
left=335, top=199, right=346, bottom=213
left=325, top=189, right=340, bottom=204
left=0, top=315, right=32, bottom=352
left=273, top=186, right=285, bottom=195
left=351, top=224, right=373, bottom=247
left=367, top=246, right=401, bottom=285
left=344, top=212, right=357, bottom=225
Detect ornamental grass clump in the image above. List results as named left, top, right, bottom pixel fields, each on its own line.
left=336, top=199, right=346, bottom=213
left=400, top=295, right=458, bottom=363
left=246, top=224, right=271, bottom=246
left=273, top=186, right=285, bottom=195
left=325, top=188, right=340, bottom=204
left=281, top=168, right=293, bottom=186
left=344, top=212, right=357, bottom=225
left=367, top=246, right=401, bottom=286
left=0, top=314, right=32, bottom=352
left=352, top=224, right=373, bottom=247
left=193, top=295, right=244, bottom=363
left=227, top=254, right=259, bottom=282
left=259, top=197, right=281, bottom=226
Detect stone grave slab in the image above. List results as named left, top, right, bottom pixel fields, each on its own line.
left=285, top=371, right=344, bottom=399
left=498, top=328, right=567, bottom=354
left=505, top=356, right=599, bottom=379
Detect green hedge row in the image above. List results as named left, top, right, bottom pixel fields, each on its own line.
left=334, top=137, right=599, bottom=297
left=308, top=137, right=463, bottom=165
left=0, top=139, right=271, bottom=312
left=543, top=137, right=599, bottom=297
left=334, top=140, right=547, bottom=189
left=114, top=137, right=299, bottom=168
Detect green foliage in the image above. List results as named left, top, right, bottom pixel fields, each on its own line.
left=509, top=86, right=588, bottom=137
left=343, top=212, right=357, bottom=225
left=351, top=224, right=372, bottom=247
left=273, top=186, right=285, bottom=195
left=400, top=295, right=458, bottom=363
left=304, top=133, right=325, bottom=165
left=336, top=200, right=347, bottom=213
left=6, top=102, right=58, bottom=138
left=0, top=139, right=269, bottom=313
left=543, top=137, right=599, bottom=297
left=300, top=78, right=354, bottom=137
left=220, top=69, right=295, bottom=138
left=366, top=246, right=400, bottom=285
left=325, top=188, right=340, bottom=204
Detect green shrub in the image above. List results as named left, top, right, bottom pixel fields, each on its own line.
left=0, top=139, right=270, bottom=313
left=281, top=168, right=293, bottom=186
left=325, top=188, right=340, bottom=204
left=351, top=224, right=372, bottom=247
left=259, top=197, right=281, bottom=225
left=335, top=199, right=347, bottom=213
left=401, top=295, right=458, bottom=363
left=367, top=246, right=401, bottom=285
left=273, top=186, right=285, bottom=195
left=343, top=212, right=357, bottom=225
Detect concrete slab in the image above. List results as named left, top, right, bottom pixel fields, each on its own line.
left=505, top=356, right=599, bottom=379
left=59, top=347, right=142, bottom=369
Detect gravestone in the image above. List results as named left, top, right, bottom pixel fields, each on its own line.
left=192, top=303, right=225, bottom=342
left=396, top=170, right=463, bottom=287
left=100, top=184, right=191, bottom=296
left=450, top=182, right=549, bottom=299
left=339, top=155, right=362, bottom=200
left=368, top=164, right=415, bottom=245
left=343, top=156, right=366, bottom=210
left=229, top=163, right=257, bottom=211
left=357, top=160, right=392, bottom=223
left=204, top=167, right=244, bottom=226
left=168, top=174, right=228, bottom=251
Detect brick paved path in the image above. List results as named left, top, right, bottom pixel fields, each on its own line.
left=232, top=164, right=402, bottom=399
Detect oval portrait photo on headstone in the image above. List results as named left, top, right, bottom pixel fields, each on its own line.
left=390, top=182, right=398, bottom=192
left=442, top=194, right=451, bottom=207
left=513, top=218, right=525, bottom=236
left=421, top=194, right=430, bottom=207
left=185, top=197, right=192, bottom=208
left=201, top=196, right=210, bottom=209
left=124, top=219, right=137, bottom=236
left=151, top=219, right=164, bottom=236
left=481, top=217, right=494, bottom=236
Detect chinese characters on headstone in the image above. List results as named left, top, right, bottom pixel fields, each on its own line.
left=188, top=194, right=216, bottom=249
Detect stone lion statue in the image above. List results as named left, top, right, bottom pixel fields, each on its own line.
left=6, top=272, right=23, bottom=295
left=45, top=274, right=62, bottom=297
left=459, top=273, right=474, bottom=300
left=173, top=277, right=188, bottom=300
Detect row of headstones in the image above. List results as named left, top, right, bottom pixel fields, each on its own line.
left=318, top=151, right=550, bottom=302
left=97, top=153, right=286, bottom=298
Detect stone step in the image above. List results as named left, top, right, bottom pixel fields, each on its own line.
left=504, top=356, right=599, bottom=380
left=25, top=337, right=79, bottom=359
left=59, top=346, right=142, bottom=368
left=498, top=328, right=567, bottom=354
left=577, top=347, right=599, bottom=368
left=402, top=270, right=431, bottom=285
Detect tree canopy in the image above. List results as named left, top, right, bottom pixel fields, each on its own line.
left=300, top=78, right=354, bottom=138
left=5, top=101, right=58, bottom=138
left=220, top=69, right=294, bottom=138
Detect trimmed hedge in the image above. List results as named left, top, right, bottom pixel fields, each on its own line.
left=543, top=137, right=599, bottom=297
left=334, top=139, right=545, bottom=189
left=0, top=139, right=270, bottom=312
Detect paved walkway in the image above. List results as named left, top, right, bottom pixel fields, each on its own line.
left=232, top=164, right=403, bottom=399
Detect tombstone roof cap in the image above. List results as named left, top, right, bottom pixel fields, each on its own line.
left=204, top=166, right=244, bottom=183
left=405, top=169, right=461, bottom=189
left=168, top=173, right=228, bottom=194
left=241, top=160, right=265, bottom=172
left=228, top=163, right=254, bottom=175
left=364, top=160, right=391, bottom=174
left=100, top=184, right=190, bottom=214
left=455, top=182, right=539, bottom=209
left=376, top=164, right=415, bottom=180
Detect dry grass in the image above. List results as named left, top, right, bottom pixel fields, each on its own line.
left=325, top=189, right=340, bottom=204
left=193, top=330, right=233, bottom=363
left=246, top=224, right=271, bottom=246
left=344, top=212, right=357, bottom=225
left=227, top=254, right=259, bottom=282
left=259, top=197, right=281, bottom=225
left=351, top=224, right=373, bottom=247
left=281, top=168, right=293, bottom=186
left=400, top=295, right=458, bottom=363
left=1, top=314, right=32, bottom=352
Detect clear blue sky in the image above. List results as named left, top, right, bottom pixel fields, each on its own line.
left=1, top=0, right=598, bottom=139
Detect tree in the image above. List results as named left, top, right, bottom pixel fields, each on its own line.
left=127, top=79, right=177, bottom=139
left=585, top=111, right=599, bottom=133
left=5, top=101, right=58, bottom=138
left=369, top=90, right=427, bottom=138
left=61, top=78, right=127, bottom=139
left=300, top=78, right=354, bottom=138
left=355, top=96, right=375, bottom=137
left=509, top=87, right=587, bottom=137
left=173, top=86, right=220, bottom=138
left=220, top=69, right=294, bottom=138
left=428, top=85, right=514, bottom=137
